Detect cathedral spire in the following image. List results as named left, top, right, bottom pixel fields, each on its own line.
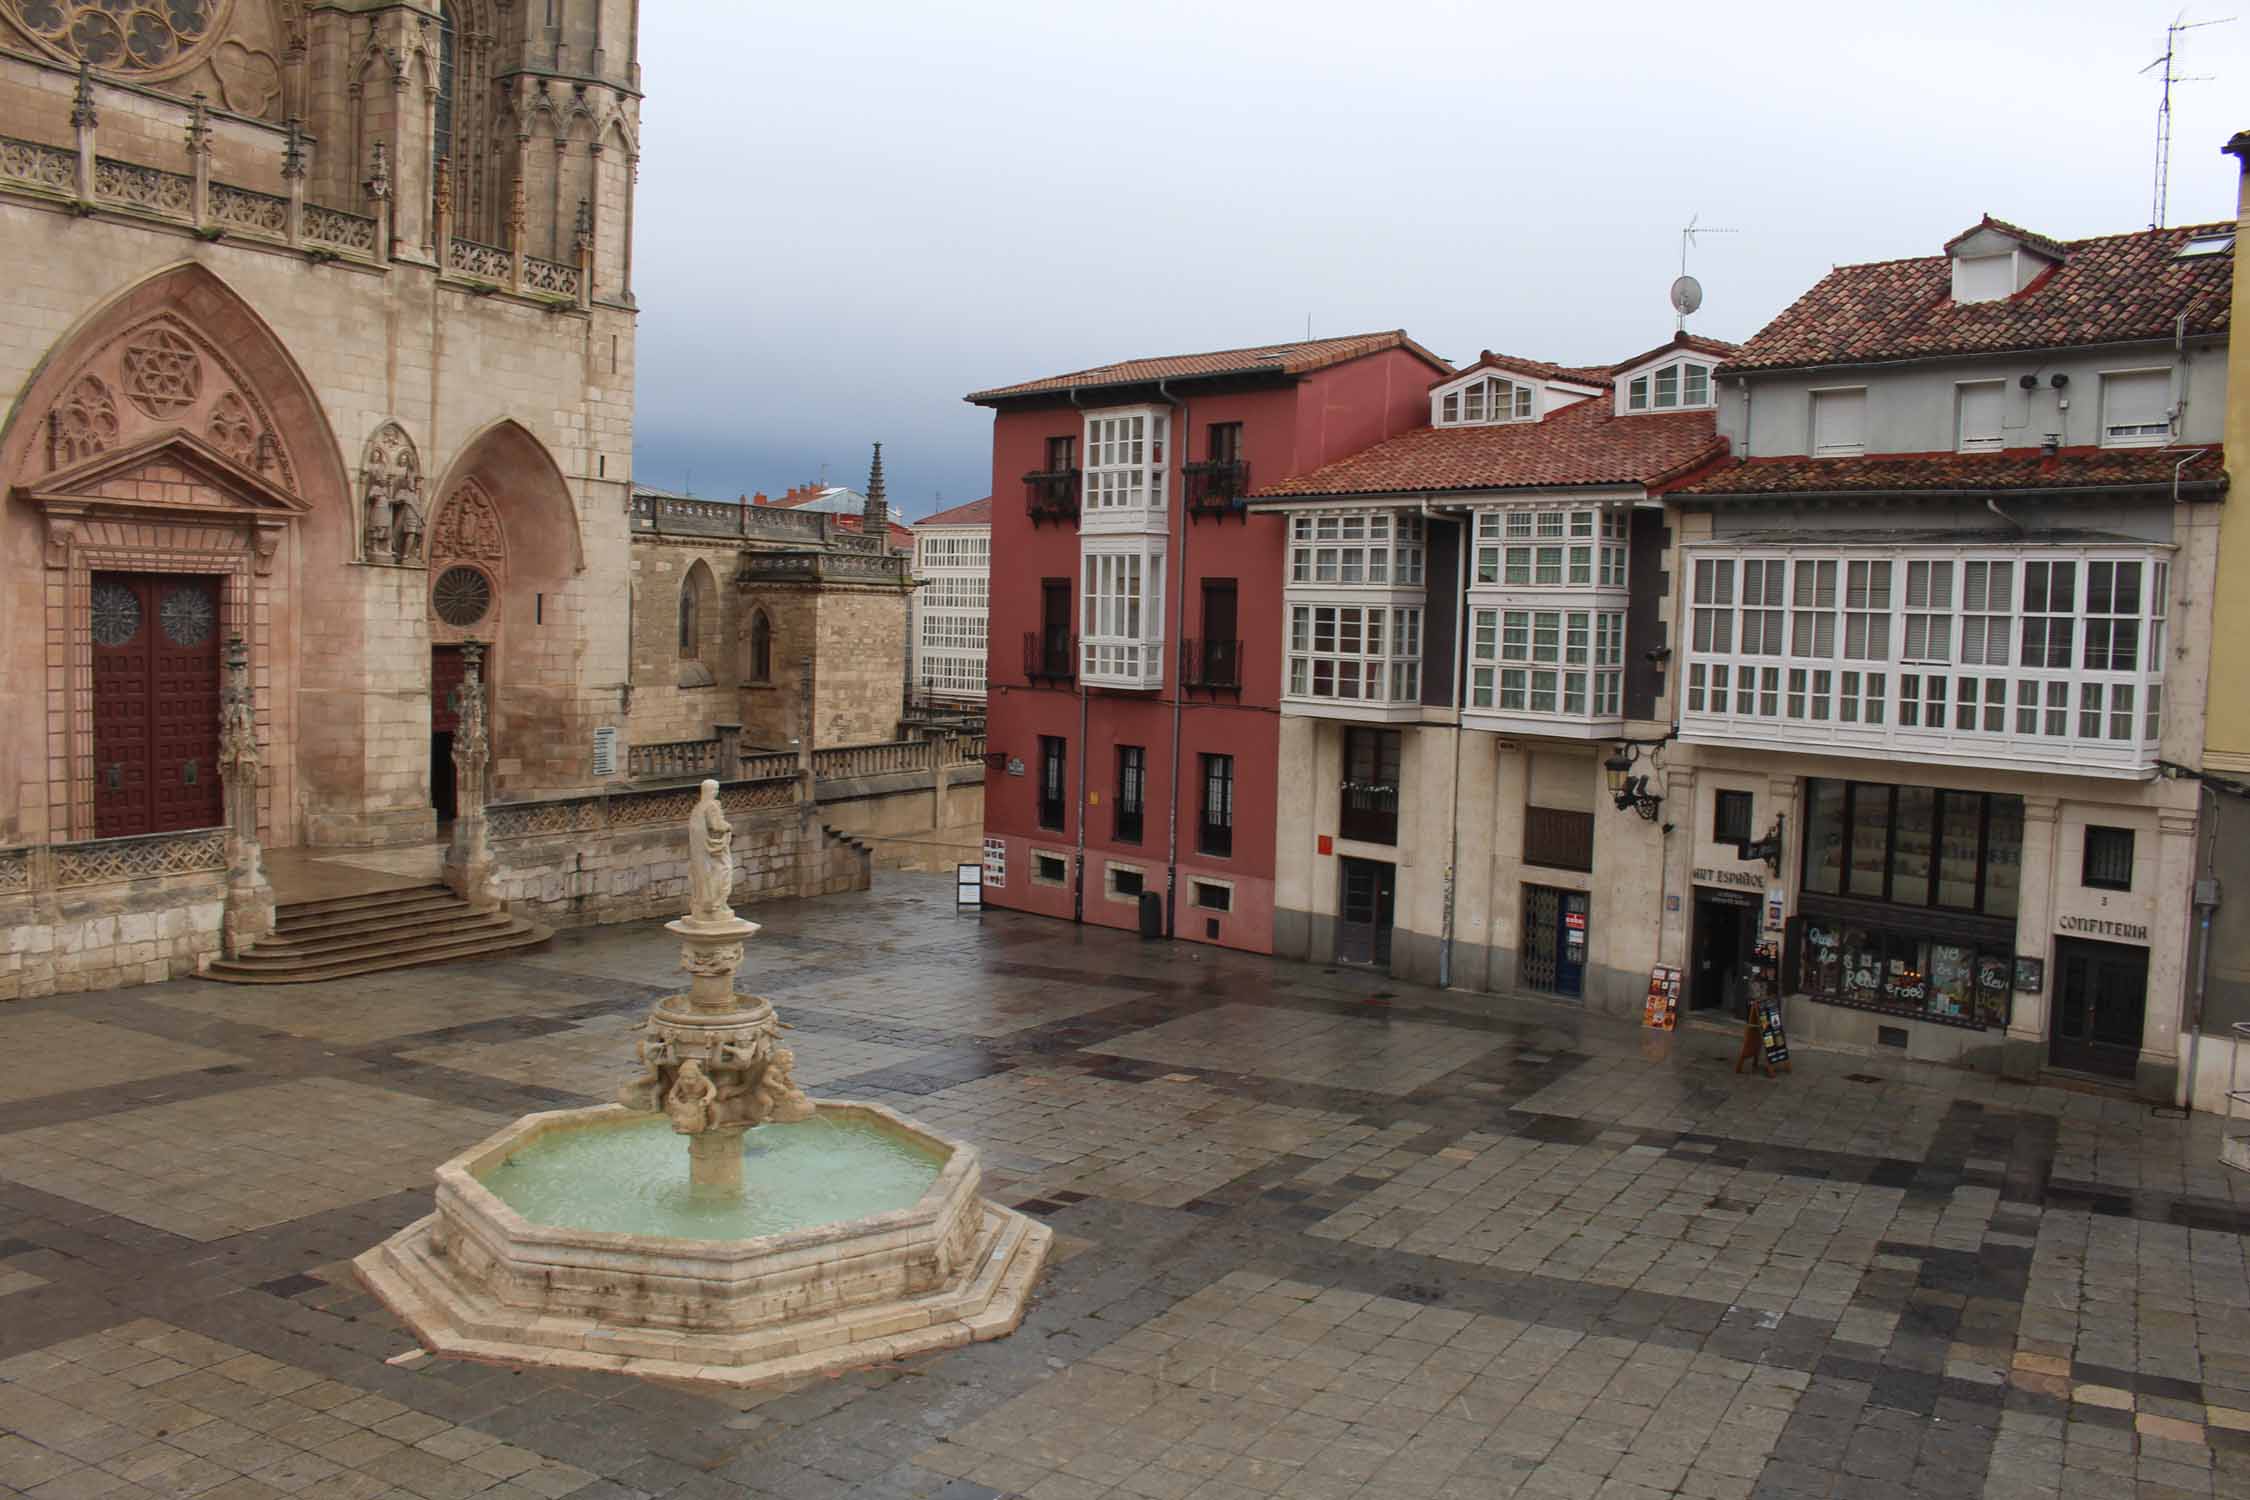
left=862, top=442, right=889, bottom=545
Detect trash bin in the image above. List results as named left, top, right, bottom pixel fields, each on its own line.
left=1137, top=890, right=1163, bottom=939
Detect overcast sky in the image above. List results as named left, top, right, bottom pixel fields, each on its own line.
left=630, top=1, right=2250, bottom=522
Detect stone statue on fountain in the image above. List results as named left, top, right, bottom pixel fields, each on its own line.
left=619, top=779, right=811, bottom=1191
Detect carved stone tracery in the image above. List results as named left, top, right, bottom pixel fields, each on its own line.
left=50, top=375, right=119, bottom=466
left=121, top=326, right=204, bottom=418
left=205, top=392, right=259, bottom=467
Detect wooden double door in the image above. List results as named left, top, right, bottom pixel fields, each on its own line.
left=91, top=572, right=224, bottom=839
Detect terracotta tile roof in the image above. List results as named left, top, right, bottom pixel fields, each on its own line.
left=964, top=330, right=1449, bottom=403
left=1610, top=331, right=1742, bottom=374
left=1439, top=350, right=1615, bottom=390
left=1253, top=399, right=1728, bottom=499
left=1943, top=214, right=2069, bottom=259
left=917, top=495, right=992, bottom=527
left=1725, top=221, right=2233, bottom=373
left=1673, top=444, right=2226, bottom=498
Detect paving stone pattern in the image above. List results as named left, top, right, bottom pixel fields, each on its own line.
left=2, top=873, right=2250, bottom=1499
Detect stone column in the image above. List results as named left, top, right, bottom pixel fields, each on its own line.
left=1656, top=765, right=1698, bottom=968
left=573, top=193, right=594, bottom=311
left=2004, top=795, right=2061, bottom=1080
left=186, top=93, right=212, bottom=229
left=932, top=730, right=955, bottom=836
left=363, top=140, right=392, bottom=268
left=2141, top=809, right=2200, bottom=1100
left=282, top=118, right=307, bottom=248
left=714, top=723, right=743, bottom=780
left=217, top=636, right=273, bottom=957
left=70, top=61, right=95, bottom=205
left=443, top=643, right=496, bottom=908
left=431, top=153, right=453, bottom=262
left=507, top=160, right=528, bottom=295
left=795, top=654, right=821, bottom=897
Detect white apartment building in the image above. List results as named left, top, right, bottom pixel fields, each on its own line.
left=910, top=497, right=992, bottom=705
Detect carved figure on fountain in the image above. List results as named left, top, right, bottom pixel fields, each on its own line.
left=686, top=777, right=735, bottom=921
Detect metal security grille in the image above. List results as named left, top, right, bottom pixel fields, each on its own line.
left=1521, top=885, right=1562, bottom=992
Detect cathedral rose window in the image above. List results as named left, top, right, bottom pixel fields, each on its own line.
left=9, top=0, right=229, bottom=77
left=433, top=566, right=493, bottom=628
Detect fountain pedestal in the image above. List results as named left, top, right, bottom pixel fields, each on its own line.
left=617, top=910, right=815, bottom=1190
left=354, top=779, right=1049, bottom=1389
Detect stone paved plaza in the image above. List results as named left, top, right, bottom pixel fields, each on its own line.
left=5, top=876, right=2250, bottom=1500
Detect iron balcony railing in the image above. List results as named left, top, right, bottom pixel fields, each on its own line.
left=1183, top=459, right=1252, bottom=515
left=1023, top=631, right=1076, bottom=683
left=1023, top=468, right=1081, bottom=524
left=1339, top=780, right=1400, bottom=845
left=1179, top=638, right=1244, bottom=693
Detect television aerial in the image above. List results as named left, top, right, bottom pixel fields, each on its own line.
left=1676, top=213, right=1736, bottom=330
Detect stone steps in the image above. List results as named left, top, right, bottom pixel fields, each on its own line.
left=201, top=884, right=550, bottom=984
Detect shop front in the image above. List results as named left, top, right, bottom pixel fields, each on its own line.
left=1793, top=777, right=2020, bottom=1037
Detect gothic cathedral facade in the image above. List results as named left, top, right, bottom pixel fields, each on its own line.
left=0, top=0, right=640, bottom=993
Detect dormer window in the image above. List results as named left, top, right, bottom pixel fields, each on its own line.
left=1440, top=376, right=1533, bottom=426
left=1952, top=253, right=2014, bottom=303
left=1625, top=361, right=1713, bottom=412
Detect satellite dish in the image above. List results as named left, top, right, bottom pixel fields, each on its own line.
left=1669, top=275, right=1704, bottom=317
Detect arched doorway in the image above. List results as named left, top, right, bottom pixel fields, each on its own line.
left=423, top=421, right=585, bottom=800
left=0, top=263, right=347, bottom=846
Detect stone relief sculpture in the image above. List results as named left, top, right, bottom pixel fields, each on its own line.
left=48, top=374, right=118, bottom=466
left=360, top=421, right=424, bottom=564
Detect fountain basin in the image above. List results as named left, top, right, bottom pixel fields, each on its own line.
left=355, top=1101, right=1050, bottom=1387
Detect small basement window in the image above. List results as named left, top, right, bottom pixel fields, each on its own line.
left=2082, top=826, right=2135, bottom=891
left=1193, top=881, right=1232, bottom=912
left=1033, top=852, right=1069, bottom=886
left=1106, top=864, right=1145, bottom=901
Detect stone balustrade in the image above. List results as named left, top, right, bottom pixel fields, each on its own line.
left=627, top=738, right=720, bottom=782
left=0, top=828, right=229, bottom=999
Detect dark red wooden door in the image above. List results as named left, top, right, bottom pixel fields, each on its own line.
left=91, top=574, right=223, bottom=839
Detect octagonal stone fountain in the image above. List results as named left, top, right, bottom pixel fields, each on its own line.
left=356, top=781, right=1050, bottom=1388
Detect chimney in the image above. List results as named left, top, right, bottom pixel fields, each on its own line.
left=863, top=441, right=889, bottom=545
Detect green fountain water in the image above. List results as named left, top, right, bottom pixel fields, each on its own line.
left=479, top=1112, right=944, bottom=1240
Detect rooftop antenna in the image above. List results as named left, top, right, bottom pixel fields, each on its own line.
left=1674, top=212, right=1736, bottom=331
left=2142, top=11, right=2231, bottom=228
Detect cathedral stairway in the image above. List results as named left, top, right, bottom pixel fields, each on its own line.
left=200, top=884, right=551, bottom=984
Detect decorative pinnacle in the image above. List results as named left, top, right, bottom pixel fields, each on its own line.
left=862, top=442, right=889, bottom=541
left=282, top=117, right=306, bottom=180
left=186, top=93, right=212, bottom=157
left=71, top=61, right=96, bottom=130
left=573, top=196, right=592, bottom=252
left=364, top=139, right=391, bottom=201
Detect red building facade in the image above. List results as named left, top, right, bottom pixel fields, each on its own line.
left=967, top=333, right=1447, bottom=952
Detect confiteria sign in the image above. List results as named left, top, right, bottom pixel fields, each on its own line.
left=2056, top=914, right=2150, bottom=943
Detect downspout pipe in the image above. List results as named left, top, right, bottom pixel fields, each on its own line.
left=2182, top=780, right=2219, bottom=1110
left=1068, top=388, right=1087, bottom=926
left=1422, top=493, right=1465, bottom=989
left=1159, top=377, right=1188, bottom=940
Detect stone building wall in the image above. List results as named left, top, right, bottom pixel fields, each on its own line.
left=0, top=92, right=636, bottom=853
left=628, top=540, right=736, bottom=747
left=810, top=586, right=911, bottom=748
left=485, top=803, right=870, bottom=929
left=0, top=832, right=230, bottom=999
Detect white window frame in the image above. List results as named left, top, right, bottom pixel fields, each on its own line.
left=2098, top=368, right=2172, bottom=449
left=1435, top=374, right=1537, bottom=427
left=1472, top=505, right=1628, bottom=591
left=1956, top=380, right=2005, bottom=453
left=1679, top=541, right=2171, bottom=776
left=1810, top=387, right=1868, bottom=458
left=1288, top=511, right=1425, bottom=587
left=1079, top=406, right=1169, bottom=534
left=1951, top=251, right=2015, bottom=304
left=1283, top=601, right=1424, bottom=713
left=1621, top=360, right=1715, bottom=414
left=1080, top=537, right=1165, bottom=689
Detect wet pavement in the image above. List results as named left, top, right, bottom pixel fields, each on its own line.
left=3, top=872, right=2249, bottom=1500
